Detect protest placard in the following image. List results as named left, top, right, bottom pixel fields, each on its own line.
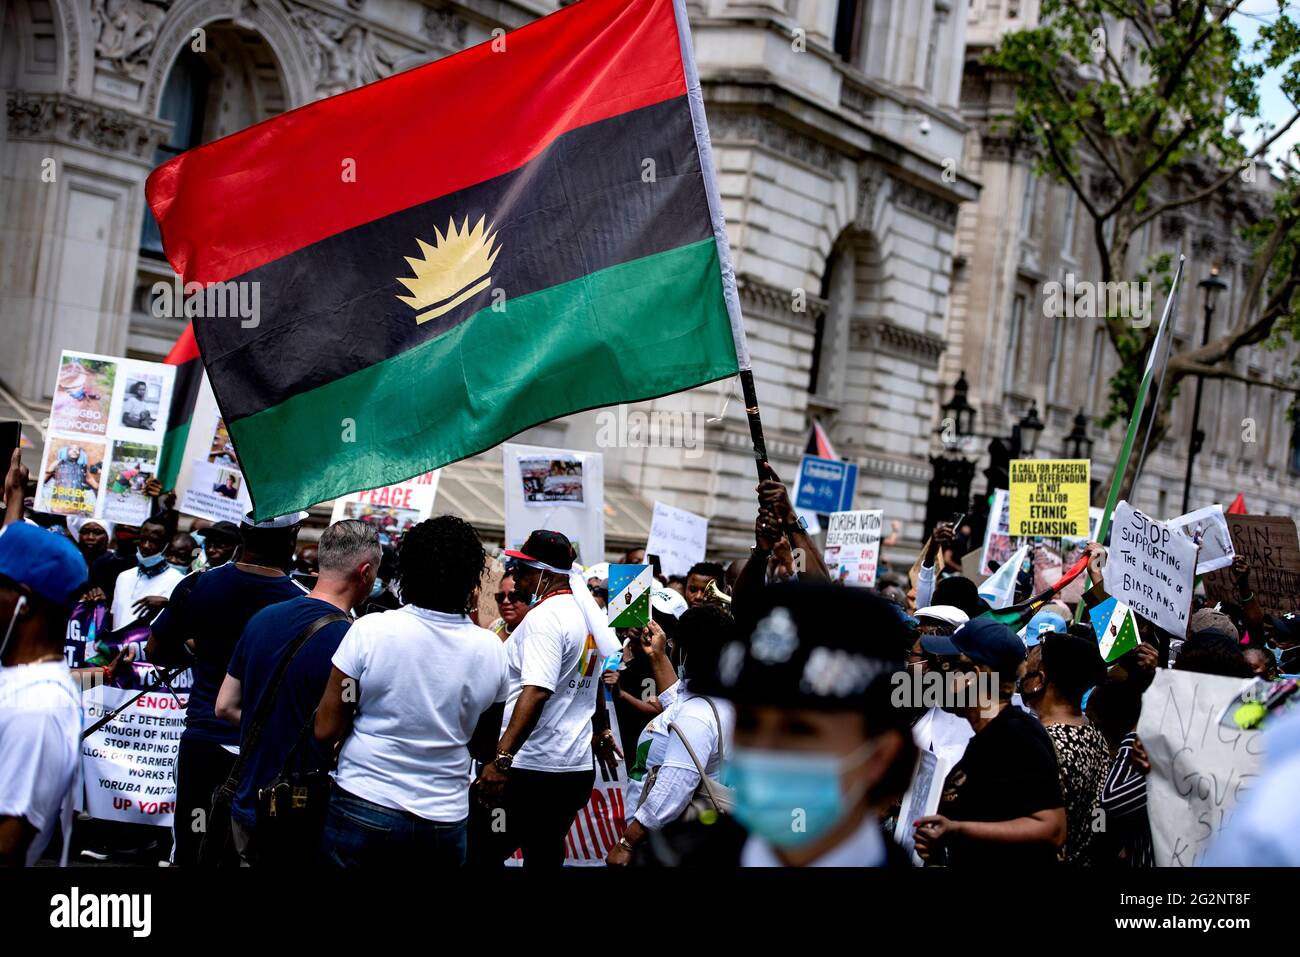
left=329, top=471, right=440, bottom=537
left=893, top=750, right=950, bottom=866
left=1166, top=503, right=1235, bottom=575
left=607, top=564, right=653, bottom=627
left=1008, top=459, right=1090, bottom=537
left=1109, top=500, right=1198, bottom=636
left=1203, top=514, right=1300, bottom=617
left=503, top=443, right=604, bottom=565
left=36, top=351, right=175, bottom=524
left=80, top=682, right=188, bottom=827
left=1137, top=669, right=1262, bottom=867
left=645, top=501, right=708, bottom=579
left=174, top=375, right=251, bottom=524
left=980, top=488, right=1012, bottom=575
left=823, top=509, right=883, bottom=587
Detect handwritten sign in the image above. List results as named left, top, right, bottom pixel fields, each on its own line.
left=1008, top=459, right=1090, bottom=537
left=1110, top=500, right=1197, bottom=636
left=1137, top=669, right=1261, bottom=867
left=1204, top=515, right=1300, bottom=618
left=645, top=502, right=708, bottom=579
left=823, top=509, right=883, bottom=587
left=1166, top=503, right=1235, bottom=575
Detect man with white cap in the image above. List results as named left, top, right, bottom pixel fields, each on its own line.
left=473, top=529, right=620, bottom=867
left=148, top=509, right=308, bottom=867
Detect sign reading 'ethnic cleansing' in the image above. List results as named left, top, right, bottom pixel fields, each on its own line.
left=1008, top=459, right=1090, bottom=537
left=1110, top=501, right=1197, bottom=636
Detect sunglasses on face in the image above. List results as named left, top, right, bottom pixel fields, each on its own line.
left=495, top=590, right=529, bottom=605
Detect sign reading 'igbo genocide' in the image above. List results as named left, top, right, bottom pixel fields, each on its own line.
left=1109, top=501, right=1197, bottom=636
left=1008, top=459, right=1090, bottom=537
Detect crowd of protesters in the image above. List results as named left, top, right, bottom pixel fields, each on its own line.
left=0, top=442, right=1297, bottom=869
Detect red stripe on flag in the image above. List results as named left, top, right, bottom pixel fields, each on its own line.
left=164, top=323, right=200, bottom=365
left=146, top=0, right=686, bottom=284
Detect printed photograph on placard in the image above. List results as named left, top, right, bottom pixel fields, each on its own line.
left=102, top=441, right=160, bottom=524
left=337, top=501, right=423, bottom=537
left=119, top=373, right=164, bottom=431
left=207, top=418, right=239, bottom=468
left=39, top=437, right=105, bottom=516
left=50, top=355, right=116, bottom=437
left=212, top=467, right=242, bottom=501
left=520, top=455, right=584, bottom=505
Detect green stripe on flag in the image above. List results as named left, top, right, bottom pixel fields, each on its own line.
left=228, top=238, right=737, bottom=518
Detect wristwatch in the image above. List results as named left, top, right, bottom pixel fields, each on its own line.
left=493, top=751, right=513, bottom=773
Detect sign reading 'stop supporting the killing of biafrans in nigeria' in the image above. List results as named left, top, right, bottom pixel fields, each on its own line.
left=1009, top=459, right=1091, bottom=538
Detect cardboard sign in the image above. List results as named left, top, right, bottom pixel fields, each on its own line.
left=1137, top=669, right=1262, bottom=867
left=645, top=501, right=708, bottom=579
left=1008, top=459, right=1090, bottom=537
left=36, top=351, right=175, bottom=524
left=823, top=509, right=883, bottom=587
left=793, top=454, right=857, bottom=515
left=174, top=375, right=252, bottom=524
left=1166, top=504, right=1235, bottom=575
left=503, top=443, right=604, bottom=565
left=980, top=489, right=1013, bottom=575
left=1204, top=515, right=1300, bottom=618
left=329, top=471, right=440, bottom=538
left=79, top=683, right=188, bottom=826
left=1109, top=500, right=1197, bottom=636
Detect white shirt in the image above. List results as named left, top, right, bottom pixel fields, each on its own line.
left=331, top=604, right=508, bottom=822
left=0, top=662, right=81, bottom=865
left=741, top=815, right=888, bottom=868
left=911, top=706, right=974, bottom=769
left=111, top=564, right=184, bottom=631
left=501, top=592, right=601, bottom=772
left=627, top=680, right=734, bottom=829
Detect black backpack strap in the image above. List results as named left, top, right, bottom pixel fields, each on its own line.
left=211, top=611, right=349, bottom=806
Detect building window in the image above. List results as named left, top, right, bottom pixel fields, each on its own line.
left=141, top=50, right=210, bottom=254
left=1045, top=315, right=1066, bottom=398
left=1003, top=293, right=1026, bottom=395
left=1061, top=189, right=1077, bottom=258
left=834, top=0, right=862, bottom=63
left=1088, top=327, right=1107, bottom=412
left=1289, top=419, right=1300, bottom=475
left=1020, top=174, right=1037, bottom=235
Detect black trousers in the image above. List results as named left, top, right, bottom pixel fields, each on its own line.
left=174, top=737, right=237, bottom=868
left=467, top=767, right=595, bottom=869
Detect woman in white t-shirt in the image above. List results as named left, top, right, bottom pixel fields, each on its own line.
left=315, top=517, right=508, bottom=868
left=608, top=605, right=736, bottom=866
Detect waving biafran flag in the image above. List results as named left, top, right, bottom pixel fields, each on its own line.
left=147, top=0, right=747, bottom=519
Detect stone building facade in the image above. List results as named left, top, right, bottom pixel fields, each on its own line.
left=2, top=0, right=979, bottom=561
left=951, top=0, right=1300, bottom=528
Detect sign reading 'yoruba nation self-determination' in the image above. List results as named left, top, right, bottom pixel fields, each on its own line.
left=1008, top=459, right=1090, bottom=537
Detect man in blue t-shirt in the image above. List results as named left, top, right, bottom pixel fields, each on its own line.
left=214, top=520, right=379, bottom=865
left=147, top=510, right=308, bottom=867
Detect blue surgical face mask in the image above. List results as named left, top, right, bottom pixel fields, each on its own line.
left=137, top=549, right=166, bottom=569
left=190, top=532, right=206, bottom=551
left=726, top=742, right=875, bottom=849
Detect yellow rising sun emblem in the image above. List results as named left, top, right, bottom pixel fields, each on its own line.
left=396, top=215, right=501, bottom=324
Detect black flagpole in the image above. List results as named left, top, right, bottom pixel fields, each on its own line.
left=739, top=368, right=775, bottom=481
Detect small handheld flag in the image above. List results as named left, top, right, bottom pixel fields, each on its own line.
left=607, top=564, right=653, bottom=628
left=1091, top=595, right=1141, bottom=662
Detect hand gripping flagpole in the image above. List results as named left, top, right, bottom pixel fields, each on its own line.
left=672, top=0, right=771, bottom=482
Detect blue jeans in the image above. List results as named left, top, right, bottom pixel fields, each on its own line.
left=319, top=784, right=467, bottom=869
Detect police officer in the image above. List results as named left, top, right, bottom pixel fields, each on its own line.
left=638, top=582, right=919, bottom=867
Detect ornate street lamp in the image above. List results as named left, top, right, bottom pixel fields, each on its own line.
left=941, top=370, right=977, bottom=442
left=1013, top=402, right=1045, bottom=457
left=1063, top=408, right=1094, bottom=460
